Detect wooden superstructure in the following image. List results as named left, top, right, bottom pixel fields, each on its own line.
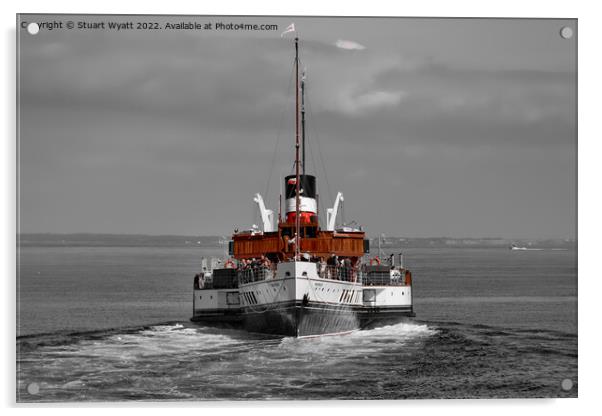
left=232, top=226, right=366, bottom=262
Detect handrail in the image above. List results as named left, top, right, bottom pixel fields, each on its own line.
left=317, top=265, right=360, bottom=283
left=195, top=263, right=409, bottom=289
left=237, top=266, right=276, bottom=285
left=361, top=267, right=406, bottom=286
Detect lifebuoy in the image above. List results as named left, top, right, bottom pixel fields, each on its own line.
left=370, top=257, right=381, bottom=266
left=225, top=259, right=236, bottom=269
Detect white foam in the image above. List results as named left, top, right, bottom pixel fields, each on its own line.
left=354, top=321, right=437, bottom=338
left=276, top=321, right=437, bottom=362
left=38, top=324, right=248, bottom=364
left=146, top=323, right=185, bottom=332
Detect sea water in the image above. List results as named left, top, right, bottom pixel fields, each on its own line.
left=16, top=237, right=577, bottom=401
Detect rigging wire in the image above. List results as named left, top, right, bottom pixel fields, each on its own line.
left=306, top=136, right=326, bottom=225
left=261, top=40, right=334, bottom=227
left=305, top=89, right=334, bottom=210
left=263, top=60, right=296, bottom=205
left=299, top=63, right=323, bottom=222
left=306, top=113, right=318, bottom=179
left=298, top=58, right=318, bottom=176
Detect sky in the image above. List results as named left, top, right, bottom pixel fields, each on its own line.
left=17, top=15, right=576, bottom=239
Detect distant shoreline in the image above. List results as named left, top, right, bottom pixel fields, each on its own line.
left=17, top=233, right=576, bottom=249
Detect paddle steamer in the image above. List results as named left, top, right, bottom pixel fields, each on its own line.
left=191, top=38, right=414, bottom=336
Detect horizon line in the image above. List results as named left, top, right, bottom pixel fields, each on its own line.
left=16, top=232, right=576, bottom=241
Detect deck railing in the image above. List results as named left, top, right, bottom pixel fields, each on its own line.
left=237, top=266, right=276, bottom=285
left=317, top=265, right=361, bottom=283
left=361, top=268, right=406, bottom=286
left=194, top=263, right=409, bottom=289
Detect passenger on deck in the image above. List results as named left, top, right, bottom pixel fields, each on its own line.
left=319, top=257, right=327, bottom=278
left=249, top=258, right=257, bottom=281
left=343, top=258, right=353, bottom=282
left=327, top=254, right=336, bottom=279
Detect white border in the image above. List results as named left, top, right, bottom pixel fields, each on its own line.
left=3, top=1, right=600, bottom=414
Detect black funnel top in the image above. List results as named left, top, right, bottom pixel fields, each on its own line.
left=285, top=174, right=316, bottom=199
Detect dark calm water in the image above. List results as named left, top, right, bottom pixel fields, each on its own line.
left=16, top=239, right=577, bottom=401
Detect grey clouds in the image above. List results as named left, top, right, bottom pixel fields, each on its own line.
left=17, top=16, right=576, bottom=239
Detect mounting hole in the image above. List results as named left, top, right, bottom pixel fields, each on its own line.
left=27, top=22, right=40, bottom=35
left=27, top=382, right=39, bottom=395
left=560, top=26, right=573, bottom=39
left=561, top=378, right=573, bottom=391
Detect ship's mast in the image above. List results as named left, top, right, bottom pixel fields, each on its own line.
left=294, top=37, right=301, bottom=260
left=301, top=69, right=306, bottom=176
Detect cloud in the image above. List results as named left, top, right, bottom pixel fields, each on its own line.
left=334, top=39, right=366, bottom=50
left=340, top=90, right=406, bottom=114
left=18, top=17, right=576, bottom=238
